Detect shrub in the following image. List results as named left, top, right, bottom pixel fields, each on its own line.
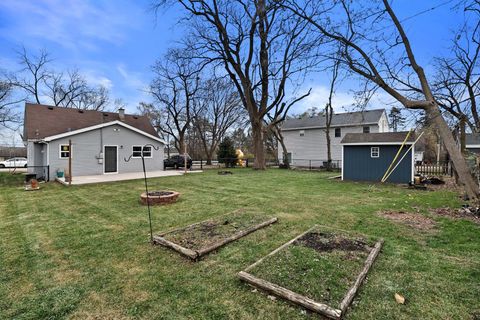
left=217, top=137, right=238, bottom=168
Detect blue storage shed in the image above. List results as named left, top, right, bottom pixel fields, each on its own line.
left=341, top=132, right=415, bottom=184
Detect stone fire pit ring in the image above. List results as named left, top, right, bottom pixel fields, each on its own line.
left=140, top=191, right=180, bottom=205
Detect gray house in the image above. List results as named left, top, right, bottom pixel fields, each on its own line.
left=341, top=132, right=415, bottom=184
left=466, top=134, right=480, bottom=154
left=279, top=109, right=389, bottom=167
left=24, top=103, right=164, bottom=181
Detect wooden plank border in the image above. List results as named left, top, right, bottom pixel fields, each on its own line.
left=238, top=226, right=383, bottom=319
left=153, top=216, right=278, bottom=261
left=152, top=235, right=198, bottom=260
left=339, top=238, right=384, bottom=315
left=197, top=217, right=278, bottom=256
left=238, top=271, right=342, bottom=319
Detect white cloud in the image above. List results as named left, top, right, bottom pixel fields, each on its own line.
left=83, top=70, right=114, bottom=90
left=116, top=64, right=148, bottom=90
left=0, top=0, right=142, bottom=51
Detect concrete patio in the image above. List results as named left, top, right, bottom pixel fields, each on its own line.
left=56, top=169, right=202, bottom=185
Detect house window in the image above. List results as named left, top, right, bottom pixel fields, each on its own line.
left=371, top=147, right=380, bottom=158
left=132, top=146, right=152, bottom=158
left=299, top=130, right=305, bottom=137
left=59, top=144, right=70, bottom=158
left=363, top=126, right=370, bottom=133
left=335, top=128, right=341, bottom=137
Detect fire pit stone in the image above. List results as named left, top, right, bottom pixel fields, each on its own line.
left=140, top=190, right=179, bottom=205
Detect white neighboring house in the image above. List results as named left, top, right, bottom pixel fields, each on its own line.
left=279, top=109, right=389, bottom=168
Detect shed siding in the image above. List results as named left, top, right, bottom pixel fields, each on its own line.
left=467, top=147, right=480, bottom=154
left=343, top=145, right=413, bottom=183
left=48, top=124, right=163, bottom=178
left=280, top=124, right=381, bottom=166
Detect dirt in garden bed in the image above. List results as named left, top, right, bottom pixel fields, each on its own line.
left=294, top=231, right=371, bottom=254
left=162, top=210, right=272, bottom=251
left=379, top=210, right=437, bottom=231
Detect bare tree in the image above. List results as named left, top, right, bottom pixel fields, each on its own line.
left=269, top=123, right=288, bottom=168
left=433, top=12, right=480, bottom=152
left=149, top=48, right=201, bottom=154
left=0, top=77, right=22, bottom=128
left=193, top=77, right=246, bottom=164
left=13, top=48, right=109, bottom=110
left=153, top=0, right=319, bottom=169
left=267, top=88, right=312, bottom=168
left=14, top=47, right=51, bottom=104
left=47, top=70, right=109, bottom=110
left=324, top=60, right=340, bottom=171
left=284, top=0, right=480, bottom=200
left=137, top=102, right=163, bottom=132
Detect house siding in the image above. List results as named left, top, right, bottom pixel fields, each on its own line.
left=280, top=124, right=381, bottom=167
left=343, top=145, right=413, bottom=184
left=26, top=142, right=48, bottom=180
left=47, top=124, right=164, bottom=178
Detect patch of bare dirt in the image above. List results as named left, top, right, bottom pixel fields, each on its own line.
left=430, top=207, right=480, bottom=224
left=379, top=210, right=436, bottom=231
left=294, top=232, right=370, bottom=253
left=426, top=176, right=462, bottom=192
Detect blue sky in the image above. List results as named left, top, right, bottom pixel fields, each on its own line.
left=0, top=0, right=183, bottom=111
left=0, top=0, right=468, bottom=145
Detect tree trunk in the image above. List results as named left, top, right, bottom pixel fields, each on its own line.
left=252, top=120, right=266, bottom=170
left=278, top=134, right=290, bottom=168
left=429, top=105, right=479, bottom=200
left=460, top=116, right=466, bottom=154
left=326, top=128, right=332, bottom=171
left=178, top=135, right=185, bottom=156
left=205, top=150, right=213, bottom=165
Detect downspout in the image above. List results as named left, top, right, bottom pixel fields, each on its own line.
left=98, top=114, right=105, bottom=167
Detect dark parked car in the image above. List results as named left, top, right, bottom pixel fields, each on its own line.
left=163, top=155, right=192, bottom=169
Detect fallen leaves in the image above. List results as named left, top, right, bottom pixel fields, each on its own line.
left=394, top=293, right=405, bottom=304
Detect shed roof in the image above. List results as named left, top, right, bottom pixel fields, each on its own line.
left=282, top=109, right=386, bottom=131
left=341, top=131, right=416, bottom=145
left=24, top=103, right=159, bottom=140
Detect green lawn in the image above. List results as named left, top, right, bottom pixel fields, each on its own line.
left=0, top=169, right=479, bottom=319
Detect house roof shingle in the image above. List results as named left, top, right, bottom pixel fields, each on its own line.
left=282, top=109, right=386, bottom=131
left=466, top=133, right=480, bottom=145
left=341, top=131, right=416, bottom=144
left=24, top=103, right=159, bottom=140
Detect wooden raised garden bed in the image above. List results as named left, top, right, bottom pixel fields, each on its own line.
left=238, top=226, right=383, bottom=319
left=153, top=209, right=278, bottom=260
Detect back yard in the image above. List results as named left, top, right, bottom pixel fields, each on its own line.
left=0, top=169, right=479, bottom=319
